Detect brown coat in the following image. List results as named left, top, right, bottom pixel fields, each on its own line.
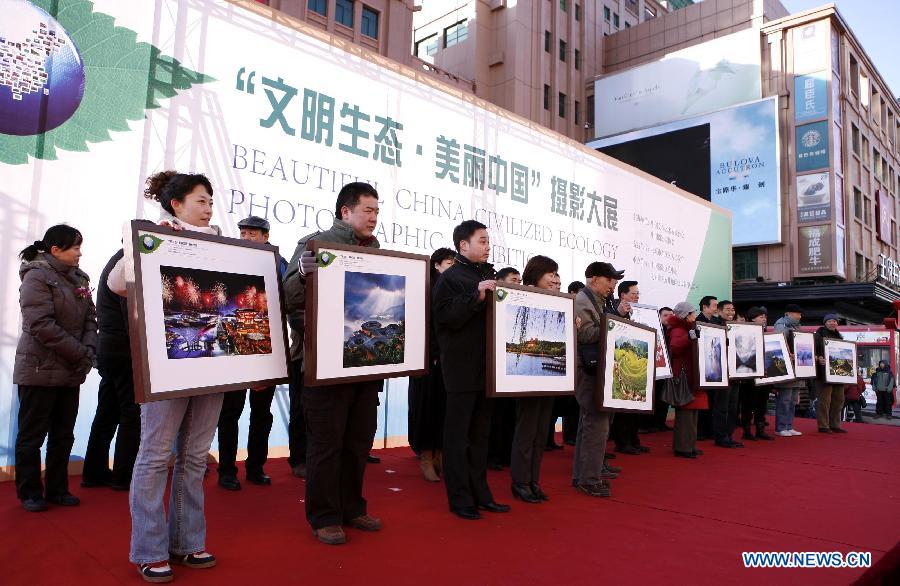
left=13, top=254, right=98, bottom=387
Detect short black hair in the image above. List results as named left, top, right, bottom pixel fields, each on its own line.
left=567, top=281, right=585, bottom=294
left=617, top=280, right=638, bottom=297
left=335, top=182, right=379, bottom=217
left=719, top=299, right=734, bottom=309
left=496, top=267, right=520, bottom=281
left=700, top=295, right=718, bottom=309
left=429, top=247, right=456, bottom=284
left=452, top=220, right=488, bottom=252
left=659, top=306, right=673, bottom=313
left=522, top=255, right=558, bottom=287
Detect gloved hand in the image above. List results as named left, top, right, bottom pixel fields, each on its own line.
left=299, top=250, right=318, bottom=277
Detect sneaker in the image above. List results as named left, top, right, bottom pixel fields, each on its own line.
left=576, top=482, right=611, bottom=497
left=169, top=551, right=217, bottom=569
left=788, top=429, right=803, bottom=436
left=347, top=514, right=382, bottom=531
left=313, top=525, right=347, bottom=545
left=137, top=561, right=173, bottom=583
left=777, top=430, right=793, bottom=437
left=21, top=497, right=48, bottom=512
left=46, top=493, right=80, bottom=506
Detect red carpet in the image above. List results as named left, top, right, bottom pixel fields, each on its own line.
left=1, top=416, right=898, bottom=585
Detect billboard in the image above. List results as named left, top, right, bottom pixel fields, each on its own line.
left=798, top=225, right=833, bottom=274
left=795, top=121, right=830, bottom=172
left=0, top=0, right=732, bottom=468
left=588, top=98, right=779, bottom=246
left=794, top=71, right=828, bottom=123
left=593, top=29, right=762, bottom=138
left=797, top=172, right=831, bottom=223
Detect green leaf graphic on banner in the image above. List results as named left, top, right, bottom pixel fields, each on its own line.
left=0, top=0, right=214, bottom=164
left=496, top=289, right=508, bottom=301
left=138, top=234, right=163, bottom=254
left=317, top=251, right=337, bottom=267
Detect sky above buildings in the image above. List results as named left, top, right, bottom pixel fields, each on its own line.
left=782, top=0, right=899, bottom=97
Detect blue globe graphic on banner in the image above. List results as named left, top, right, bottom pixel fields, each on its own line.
left=0, top=0, right=85, bottom=136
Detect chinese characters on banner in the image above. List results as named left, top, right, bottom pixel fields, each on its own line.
left=795, top=121, right=830, bottom=172
left=794, top=71, right=827, bottom=123
left=797, top=172, right=831, bottom=223
left=798, top=224, right=833, bottom=273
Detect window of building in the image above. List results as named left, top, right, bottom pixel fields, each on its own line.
left=875, top=149, right=882, bottom=181
left=883, top=160, right=890, bottom=186
left=880, top=98, right=888, bottom=129
left=849, top=54, right=859, bottom=95
left=335, top=0, right=353, bottom=27
left=625, top=22, right=630, bottom=28
left=559, top=39, right=566, bottom=62
left=361, top=5, right=379, bottom=39
left=543, top=84, right=550, bottom=111
left=587, top=94, right=594, bottom=127
left=860, top=70, right=870, bottom=108
left=613, top=12, right=619, bottom=28
left=733, top=249, right=758, bottom=281
left=560, top=0, right=567, bottom=12
left=851, top=124, right=860, bottom=157
left=864, top=195, right=871, bottom=226
left=545, top=31, right=551, bottom=53
left=853, top=187, right=862, bottom=220
left=575, top=100, right=581, bottom=125
left=575, top=3, right=582, bottom=21
left=889, top=111, right=896, bottom=144
left=559, top=92, right=566, bottom=118
left=415, top=34, right=438, bottom=58
left=307, top=0, right=327, bottom=17
left=444, top=19, right=468, bottom=48
left=873, top=87, right=881, bottom=125
left=603, top=5, right=610, bottom=21
left=855, top=253, right=865, bottom=281
left=574, top=48, right=581, bottom=70
left=862, top=136, right=870, bottom=167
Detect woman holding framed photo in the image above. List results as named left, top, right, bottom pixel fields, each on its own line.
left=108, top=171, right=224, bottom=583
left=666, top=302, right=708, bottom=459
left=509, top=255, right=563, bottom=503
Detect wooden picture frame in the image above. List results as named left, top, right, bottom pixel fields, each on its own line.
left=792, top=331, right=817, bottom=378
left=755, top=332, right=797, bottom=386
left=694, top=322, right=729, bottom=390
left=823, top=338, right=857, bottom=384
left=303, top=241, right=430, bottom=387
left=596, top=314, right=658, bottom=413
left=128, top=221, right=291, bottom=403
left=486, top=283, right=576, bottom=398
left=726, top=322, right=765, bottom=378
left=629, top=303, right=673, bottom=380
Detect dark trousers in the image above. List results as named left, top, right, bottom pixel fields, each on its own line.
left=287, top=358, right=307, bottom=467
left=546, top=396, right=578, bottom=445
left=740, top=382, right=767, bottom=427
left=673, top=408, right=698, bottom=454
left=15, top=385, right=80, bottom=500
left=698, top=403, right=713, bottom=439
left=875, top=391, right=893, bottom=415
left=82, top=358, right=141, bottom=486
left=217, top=386, right=276, bottom=476
left=443, top=391, right=494, bottom=510
left=650, top=379, right=670, bottom=429
left=487, top=397, right=516, bottom=467
left=846, top=399, right=863, bottom=422
left=511, top=397, right=555, bottom=485
left=712, top=383, right=740, bottom=443
left=611, top=413, right=641, bottom=449
left=302, top=381, right=380, bottom=529
left=408, top=363, right=446, bottom=453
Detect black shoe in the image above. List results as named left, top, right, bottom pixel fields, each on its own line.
left=692, top=449, right=704, bottom=456
left=450, top=506, right=481, bottom=520
left=600, top=469, right=619, bottom=480
left=218, top=474, right=241, bottom=491
left=367, top=454, right=381, bottom=464
left=637, top=445, right=650, bottom=453
left=530, top=483, right=549, bottom=501
left=673, top=451, right=696, bottom=459
left=478, top=501, right=511, bottom=513
left=616, top=445, right=641, bottom=455
left=22, top=497, right=48, bottom=512
left=291, top=463, right=306, bottom=478
left=830, top=427, right=848, bottom=434
left=818, top=427, right=832, bottom=433
left=511, top=482, right=542, bottom=503
left=742, top=428, right=756, bottom=440
left=604, top=463, right=622, bottom=473
left=715, top=440, right=736, bottom=448
left=246, top=471, right=272, bottom=486
left=576, top=482, right=611, bottom=497
left=756, top=428, right=774, bottom=440
left=46, top=493, right=80, bottom=506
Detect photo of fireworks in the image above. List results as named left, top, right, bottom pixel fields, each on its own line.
left=159, top=266, right=272, bottom=360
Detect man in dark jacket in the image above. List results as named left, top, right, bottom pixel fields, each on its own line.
left=283, top=183, right=384, bottom=544
left=696, top=295, right=724, bottom=440
left=814, top=313, right=847, bottom=433
left=871, top=360, right=895, bottom=419
left=432, top=220, right=509, bottom=520
left=81, top=249, right=142, bottom=491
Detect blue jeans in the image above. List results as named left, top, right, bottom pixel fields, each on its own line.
left=774, top=387, right=798, bottom=432
left=129, top=393, right=224, bottom=564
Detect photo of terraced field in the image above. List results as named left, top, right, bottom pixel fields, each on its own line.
left=612, top=336, right=650, bottom=401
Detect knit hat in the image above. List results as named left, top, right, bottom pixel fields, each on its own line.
left=784, top=303, right=803, bottom=314
left=672, top=301, right=695, bottom=319
left=823, top=312, right=839, bottom=324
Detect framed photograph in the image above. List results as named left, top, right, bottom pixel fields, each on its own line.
left=824, top=338, right=857, bottom=384
left=127, top=222, right=290, bottom=403
left=695, top=322, right=729, bottom=389
left=629, top=303, right=673, bottom=380
left=726, top=323, right=765, bottom=378
left=792, top=331, right=817, bottom=378
left=756, top=332, right=797, bottom=386
left=596, top=314, right=657, bottom=413
left=304, top=241, right=429, bottom=387
left=486, top=283, right=576, bottom=397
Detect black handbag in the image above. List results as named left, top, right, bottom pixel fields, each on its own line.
left=660, top=366, right=694, bottom=407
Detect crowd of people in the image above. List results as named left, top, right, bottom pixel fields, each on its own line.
left=12, top=177, right=896, bottom=582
